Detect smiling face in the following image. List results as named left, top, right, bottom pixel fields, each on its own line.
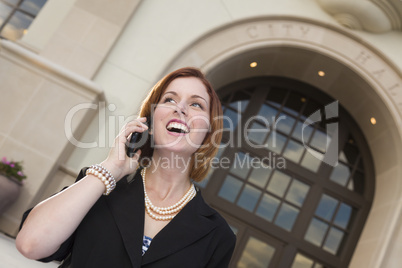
left=152, top=77, right=211, bottom=156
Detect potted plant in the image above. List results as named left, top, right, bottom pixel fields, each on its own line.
left=0, top=157, right=27, bottom=216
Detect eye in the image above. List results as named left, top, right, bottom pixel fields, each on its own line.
left=163, top=97, right=176, bottom=104
left=191, top=102, right=204, bottom=109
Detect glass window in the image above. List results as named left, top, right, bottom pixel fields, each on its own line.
left=266, top=131, right=287, bottom=154
left=237, top=236, right=276, bottom=268
left=301, top=148, right=324, bottom=172
left=292, top=253, right=314, bottom=268
left=283, top=140, right=305, bottom=163
left=258, top=104, right=278, bottom=126
left=323, top=227, right=344, bottom=254
left=292, top=253, right=324, bottom=268
left=0, top=0, right=47, bottom=41
left=247, top=121, right=270, bottom=145
left=0, top=3, right=13, bottom=25
left=256, top=193, right=281, bottom=222
left=275, top=112, right=296, bottom=135
left=305, top=218, right=328, bottom=247
left=237, top=184, right=261, bottom=212
left=334, top=203, right=352, bottom=229
left=275, top=203, right=299, bottom=231
left=330, top=163, right=351, bottom=186
left=286, top=180, right=310, bottom=207
left=218, top=175, right=243, bottom=203
left=214, top=78, right=373, bottom=268
left=20, top=0, right=47, bottom=16
left=315, top=194, right=338, bottom=221
left=293, top=121, right=314, bottom=143
left=267, top=170, right=291, bottom=197
left=223, top=108, right=240, bottom=130
left=230, top=152, right=251, bottom=179
left=309, top=129, right=329, bottom=153
left=248, top=164, right=272, bottom=188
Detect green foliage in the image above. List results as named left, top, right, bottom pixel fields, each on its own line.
left=0, top=157, right=27, bottom=182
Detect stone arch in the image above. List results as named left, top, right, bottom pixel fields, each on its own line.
left=164, top=16, right=402, bottom=268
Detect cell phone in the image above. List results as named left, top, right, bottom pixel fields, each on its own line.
left=125, top=117, right=150, bottom=157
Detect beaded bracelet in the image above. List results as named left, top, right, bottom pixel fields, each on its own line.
left=85, top=164, right=116, bottom=195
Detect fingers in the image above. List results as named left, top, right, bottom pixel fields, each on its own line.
left=119, top=118, right=149, bottom=141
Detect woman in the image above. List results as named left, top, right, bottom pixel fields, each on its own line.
left=16, top=67, right=236, bottom=267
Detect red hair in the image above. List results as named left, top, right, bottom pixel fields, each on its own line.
left=138, top=67, right=223, bottom=182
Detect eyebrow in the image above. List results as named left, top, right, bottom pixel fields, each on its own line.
left=163, top=91, right=209, bottom=105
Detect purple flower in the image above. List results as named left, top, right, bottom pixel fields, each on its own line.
left=17, top=171, right=24, bottom=176
left=10, top=163, right=15, bottom=168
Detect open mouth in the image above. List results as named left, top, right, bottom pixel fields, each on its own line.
left=166, top=120, right=190, bottom=134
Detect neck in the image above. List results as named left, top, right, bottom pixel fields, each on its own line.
left=145, top=151, right=193, bottom=200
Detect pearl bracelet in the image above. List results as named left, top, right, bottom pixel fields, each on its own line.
left=86, top=164, right=116, bottom=195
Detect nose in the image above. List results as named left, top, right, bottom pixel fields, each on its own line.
left=175, top=102, right=187, bottom=116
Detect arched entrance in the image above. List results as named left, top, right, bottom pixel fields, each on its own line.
left=164, top=17, right=402, bottom=268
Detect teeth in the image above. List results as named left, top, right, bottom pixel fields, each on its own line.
left=167, top=122, right=189, bottom=133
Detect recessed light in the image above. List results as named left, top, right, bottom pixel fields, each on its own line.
left=250, top=62, right=257, bottom=68
left=370, top=117, right=377, bottom=125
left=301, top=97, right=306, bottom=102
left=318, top=71, right=325, bottom=76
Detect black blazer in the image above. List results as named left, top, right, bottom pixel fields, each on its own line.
left=31, top=169, right=236, bottom=268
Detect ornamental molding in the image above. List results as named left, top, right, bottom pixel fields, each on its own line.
left=316, top=0, right=402, bottom=32
left=167, top=16, right=402, bottom=118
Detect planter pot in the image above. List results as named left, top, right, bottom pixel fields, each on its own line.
left=0, top=174, right=22, bottom=216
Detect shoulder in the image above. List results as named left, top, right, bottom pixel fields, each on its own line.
left=195, top=190, right=236, bottom=242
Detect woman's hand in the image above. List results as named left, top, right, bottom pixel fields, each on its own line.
left=101, top=117, right=148, bottom=181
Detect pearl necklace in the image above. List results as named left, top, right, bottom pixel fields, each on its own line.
left=141, top=168, right=196, bottom=221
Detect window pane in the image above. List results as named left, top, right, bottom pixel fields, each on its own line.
left=266, top=131, right=287, bottom=154
left=229, top=100, right=249, bottom=113
left=283, top=140, right=305, bottom=163
left=292, top=253, right=314, bottom=268
left=329, top=163, right=351, bottom=186
left=349, top=171, right=364, bottom=193
left=223, top=108, right=240, bottom=130
left=20, top=0, right=47, bottom=16
left=3, top=0, right=19, bottom=4
left=218, top=175, right=243, bottom=203
left=301, top=148, right=323, bottom=172
left=230, top=152, right=251, bottom=179
left=286, top=180, right=309, bottom=207
left=237, top=185, right=261, bottom=212
left=2, top=10, right=33, bottom=40
left=341, top=142, right=359, bottom=166
left=256, top=194, right=280, bottom=222
left=258, top=104, right=278, bottom=125
left=292, top=121, right=313, bottom=143
left=247, top=121, right=269, bottom=145
left=309, top=129, right=329, bottom=153
left=334, top=203, right=352, bottom=229
left=237, top=237, right=275, bottom=268
left=249, top=164, right=272, bottom=188
left=267, top=170, right=291, bottom=197
left=275, top=203, right=299, bottom=231
left=0, top=3, right=13, bottom=25
left=275, top=113, right=296, bottom=135
left=323, top=227, right=344, bottom=255
left=305, top=218, right=328, bottom=247
left=315, top=194, right=338, bottom=221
